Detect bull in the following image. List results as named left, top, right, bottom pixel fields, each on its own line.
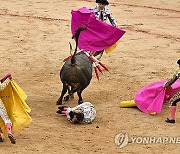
left=56, top=26, right=102, bottom=105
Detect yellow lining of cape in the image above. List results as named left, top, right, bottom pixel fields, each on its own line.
left=0, top=80, right=32, bottom=137
left=105, top=41, right=119, bottom=53
left=120, top=100, right=136, bottom=107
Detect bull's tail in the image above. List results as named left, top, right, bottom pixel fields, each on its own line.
left=71, top=26, right=87, bottom=66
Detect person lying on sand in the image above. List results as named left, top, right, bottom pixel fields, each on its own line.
left=56, top=102, right=96, bottom=124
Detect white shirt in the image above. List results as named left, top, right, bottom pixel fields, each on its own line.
left=90, top=6, right=117, bottom=27
left=66, top=102, right=96, bottom=124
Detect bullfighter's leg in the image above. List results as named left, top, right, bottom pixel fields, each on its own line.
left=0, top=99, right=16, bottom=144
left=57, top=83, right=68, bottom=105
left=56, top=105, right=68, bottom=115
left=165, top=92, right=180, bottom=123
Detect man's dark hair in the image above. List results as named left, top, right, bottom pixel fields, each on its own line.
left=69, top=111, right=84, bottom=123
left=96, top=0, right=109, bottom=5
left=69, top=111, right=75, bottom=120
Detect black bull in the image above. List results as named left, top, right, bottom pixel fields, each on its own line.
left=56, top=27, right=94, bottom=105
left=56, top=53, right=92, bottom=105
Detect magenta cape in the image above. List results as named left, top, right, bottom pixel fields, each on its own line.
left=135, top=80, right=180, bottom=114
left=71, top=7, right=126, bottom=51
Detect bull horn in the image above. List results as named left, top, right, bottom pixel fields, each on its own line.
left=95, top=51, right=103, bottom=60
left=69, top=42, right=73, bottom=55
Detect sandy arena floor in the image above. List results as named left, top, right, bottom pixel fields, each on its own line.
left=0, top=0, right=180, bottom=153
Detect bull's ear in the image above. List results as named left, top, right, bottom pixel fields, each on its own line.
left=69, top=42, right=73, bottom=55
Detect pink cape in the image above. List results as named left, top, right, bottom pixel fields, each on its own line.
left=135, top=80, right=180, bottom=114
left=71, top=7, right=126, bottom=51
left=0, top=73, right=11, bottom=82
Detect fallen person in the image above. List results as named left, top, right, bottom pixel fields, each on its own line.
left=56, top=102, right=96, bottom=124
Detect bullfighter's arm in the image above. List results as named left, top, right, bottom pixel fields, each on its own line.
left=164, top=72, right=178, bottom=88
left=106, top=8, right=117, bottom=27
left=0, top=78, right=11, bottom=91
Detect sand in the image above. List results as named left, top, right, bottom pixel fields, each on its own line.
left=0, top=0, right=180, bottom=153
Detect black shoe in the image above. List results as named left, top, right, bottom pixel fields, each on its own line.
left=58, top=105, right=68, bottom=111
left=56, top=110, right=62, bottom=114
left=8, top=134, right=16, bottom=144
left=0, top=137, right=3, bottom=142
left=165, top=118, right=175, bottom=123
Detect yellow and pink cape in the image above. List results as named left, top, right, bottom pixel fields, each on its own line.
left=0, top=80, right=32, bottom=137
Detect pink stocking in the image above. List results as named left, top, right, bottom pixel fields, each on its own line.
left=61, top=111, right=67, bottom=116
left=170, top=106, right=176, bottom=120
left=5, top=123, right=12, bottom=135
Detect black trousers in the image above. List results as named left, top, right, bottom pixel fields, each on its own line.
left=170, top=92, right=180, bottom=106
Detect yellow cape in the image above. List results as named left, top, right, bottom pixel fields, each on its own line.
left=0, top=80, right=32, bottom=137
left=120, top=100, right=136, bottom=108
left=105, top=42, right=118, bottom=53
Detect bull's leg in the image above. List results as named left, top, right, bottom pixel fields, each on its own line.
left=56, top=83, right=68, bottom=105
left=64, top=86, right=75, bottom=101
left=77, top=90, right=83, bottom=104
left=69, top=87, right=74, bottom=99
left=64, top=85, right=71, bottom=101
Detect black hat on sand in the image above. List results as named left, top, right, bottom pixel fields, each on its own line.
left=96, top=0, right=109, bottom=5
